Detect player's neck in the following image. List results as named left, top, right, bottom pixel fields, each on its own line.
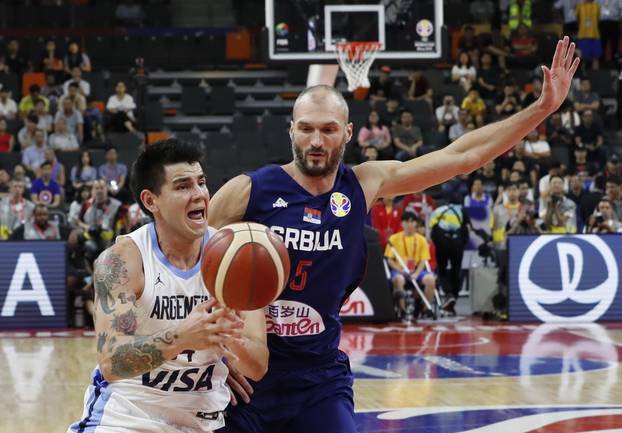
left=154, top=224, right=202, bottom=270
left=283, top=162, right=338, bottom=196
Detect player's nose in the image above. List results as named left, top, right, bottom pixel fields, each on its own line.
left=310, top=130, right=322, bottom=147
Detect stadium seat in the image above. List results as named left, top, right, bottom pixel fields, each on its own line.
left=144, top=101, right=164, bottom=131
left=0, top=152, right=20, bottom=171
left=587, top=70, right=617, bottom=98
left=403, top=99, right=435, bottom=133
left=57, top=151, right=81, bottom=172
left=147, top=131, right=171, bottom=145
left=232, top=116, right=259, bottom=135
left=181, top=87, right=207, bottom=115
left=210, top=86, right=235, bottom=115
left=0, top=74, right=20, bottom=99
left=21, top=72, right=45, bottom=97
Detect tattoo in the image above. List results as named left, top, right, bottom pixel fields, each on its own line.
left=97, top=332, right=107, bottom=353
left=118, top=292, right=137, bottom=306
left=94, top=251, right=129, bottom=314
left=153, top=331, right=177, bottom=345
left=110, top=338, right=165, bottom=378
left=112, top=310, right=138, bottom=335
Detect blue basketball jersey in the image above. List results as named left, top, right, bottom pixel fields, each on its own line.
left=243, top=163, right=367, bottom=367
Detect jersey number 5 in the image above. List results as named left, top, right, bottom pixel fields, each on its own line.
left=289, top=260, right=312, bottom=291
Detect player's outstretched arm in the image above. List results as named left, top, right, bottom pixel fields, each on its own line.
left=354, top=37, right=580, bottom=207
left=208, top=174, right=251, bottom=229
left=95, top=239, right=245, bottom=382
left=225, top=309, right=269, bottom=381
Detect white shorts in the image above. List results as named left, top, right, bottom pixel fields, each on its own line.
left=67, top=383, right=224, bottom=433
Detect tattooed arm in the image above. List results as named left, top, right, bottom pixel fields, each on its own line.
left=95, top=238, right=245, bottom=382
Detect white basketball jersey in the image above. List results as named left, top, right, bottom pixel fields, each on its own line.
left=72, top=223, right=230, bottom=433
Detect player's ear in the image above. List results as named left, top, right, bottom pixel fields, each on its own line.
left=345, top=121, right=353, bottom=143
left=140, top=190, right=158, bottom=215
left=289, top=120, right=294, bottom=141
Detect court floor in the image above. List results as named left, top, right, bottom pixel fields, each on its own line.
left=1, top=319, right=622, bottom=433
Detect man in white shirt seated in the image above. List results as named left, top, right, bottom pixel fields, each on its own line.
left=106, top=81, right=137, bottom=133
left=0, top=85, right=18, bottom=119
left=63, top=66, right=91, bottom=97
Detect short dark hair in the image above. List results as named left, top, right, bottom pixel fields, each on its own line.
left=606, top=175, right=622, bottom=185
left=68, top=82, right=79, bottom=89
left=549, top=174, right=564, bottom=183
left=401, top=211, right=418, bottom=222
left=40, top=161, right=52, bottom=169
left=29, top=84, right=40, bottom=94
left=130, top=138, right=205, bottom=218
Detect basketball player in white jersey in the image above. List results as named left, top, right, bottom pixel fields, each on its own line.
left=208, top=38, right=579, bottom=433
left=68, top=140, right=268, bottom=433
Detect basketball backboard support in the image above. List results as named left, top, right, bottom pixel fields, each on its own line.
left=265, top=0, right=444, bottom=62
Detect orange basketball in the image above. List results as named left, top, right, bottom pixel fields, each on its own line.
left=201, top=222, right=290, bottom=311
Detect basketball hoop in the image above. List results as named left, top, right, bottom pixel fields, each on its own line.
left=335, top=41, right=382, bottom=91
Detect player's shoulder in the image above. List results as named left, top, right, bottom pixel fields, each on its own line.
left=209, top=174, right=252, bottom=229
left=97, top=236, right=141, bottom=268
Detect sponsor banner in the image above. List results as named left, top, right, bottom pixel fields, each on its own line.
left=265, top=300, right=326, bottom=336
left=0, top=242, right=67, bottom=329
left=340, top=287, right=374, bottom=317
left=508, top=235, right=622, bottom=322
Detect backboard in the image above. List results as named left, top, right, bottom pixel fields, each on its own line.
left=265, top=0, right=444, bottom=62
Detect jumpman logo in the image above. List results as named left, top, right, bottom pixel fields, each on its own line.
left=155, top=273, right=164, bottom=287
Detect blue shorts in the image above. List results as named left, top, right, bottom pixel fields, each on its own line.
left=219, top=351, right=356, bottom=433
left=577, top=38, right=602, bottom=60
left=390, top=269, right=435, bottom=285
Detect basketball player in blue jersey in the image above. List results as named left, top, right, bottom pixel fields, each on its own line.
left=209, top=38, right=579, bottom=433
left=68, top=140, right=267, bottom=433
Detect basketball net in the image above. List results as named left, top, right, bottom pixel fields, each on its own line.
left=335, top=42, right=382, bottom=91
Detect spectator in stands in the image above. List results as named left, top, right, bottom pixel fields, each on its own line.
left=574, top=109, right=604, bottom=164
left=361, top=145, right=379, bottom=162
left=0, top=119, right=14, bottom=152
left=598, top=0, right=621, bottom=63
left=44, top=148, right=65, bottom=188
left=9, top=203, right=70, bottom=240
left=30, top=161, right=61, bottom=208
left=106, top=81, right=137, bottom=133
left=436, top=95, right=460, bottom=134
left=518, top=178, right=536, bottom=206
left=19, top=85, right=49, bottom=118
left=539, top=162, right=566, bottom=198
left=480, top=25, right=511, bottom=69
left=34, top=99, right=54, bottom=133
left=401, top=190, right=436, bottom=221
left=577, top=0, right=602, bottom=70
left=63, top=67, right=91, bottom=98
left=452, top=52, right=477, bottom=93
left=509, top=23, right=538, bottom=68
left=523, top=129, right=552, bottom=172
left=567, top=173, right=587, bottom=208
left=115, top=0, right=145, bottom=26
left=430, top=193, right=470, bottom=315
left=547, top=111, right=573, bottom=148
left=573, top=78, right=601, bottom=114
left=385, top=212, right=436, bottom=320
left=441, top=174, right=470, bottom=201
left=68, top=184, right=91, bottom=228
left=357, top=110, right=393, bottom=160
left=500, top=141, right=538, bottom=185
left=465, top=176, right=494, bottom=210
left=570, top=143, right=598, bottom=175
left=464, top=176, right=494, bottom=245
left=0, top=56, right=8, bottom=75
left=21, top=129, right=48, bottom=175
left=392, top=109, right=423, bottom=161
left=378, top=97, right=401, bottom=127
left=470, top=0, right=495, bottom=23
left=449, top=109, right=470, bottom=142
left=479, top=160, right=502, bottom=199
left=458, top=26, right=481, bottom=66
left=41, top=73, right=62, bottom=114
left=41, top=39, right=64, bottom=81
left=64, top=41, right=92, bottom=74
left=49, top=117, right=79, bottom=152
left=554, top=0, right=579, bottom=36
left=522, top=77, right=543, bottom=107
left=492, top=181, right=522, bottom=294
left=78, top=179, right=128, bottom=252
left=12, top=164, right=31, bottom=191
left=508, top=0, right=533, bottom=30
left=371, top=196, right=403, bottom=249
left=585, top=198, right=622, bottom=232
left=496, top=80, right=522, bottom=117
left=0, top=85, right=17, bottom=119
left=477, top=52, right=502, bottom=102
left=71, top=151, right=98, bottom=194
left=128, top=201, right=151, bottom=231
left=0, top=169, right=9, bottom=198
left=580, top=173, right=605, bottom=221
left=605, top=175, right=622, bottom=219
left=368, top=66, right=395, bottom=103
left=507, top=204, right=542, bottom=235
left=84, top=97, right=105, bottom=142
left=605, top=154, right=622, bottom=177
left=406, top=70, right=433, bottom=106
left=539, top=175, right=577, bottom=233
left=98, top=146, right=127, bottom=200
left=60, top=82, right=87, bottom=114
left=561, top=100, right=581, bottom=132
left=55, top=97, right=84, bottom=143
left=0, top=179, right=33, bottom=239
left=461, top=88, right=486, bottom=127
left=2, top=39, right=30, bottom=76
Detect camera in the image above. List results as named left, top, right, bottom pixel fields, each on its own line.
left=594, top=213, right=605, bottom=225
left=550, top=193, right=562, bottom=204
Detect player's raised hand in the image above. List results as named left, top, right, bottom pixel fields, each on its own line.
left=539, top=36, right=580, bottom=114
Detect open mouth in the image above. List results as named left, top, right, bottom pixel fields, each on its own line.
left=187, top=208, right=205, bottom=221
